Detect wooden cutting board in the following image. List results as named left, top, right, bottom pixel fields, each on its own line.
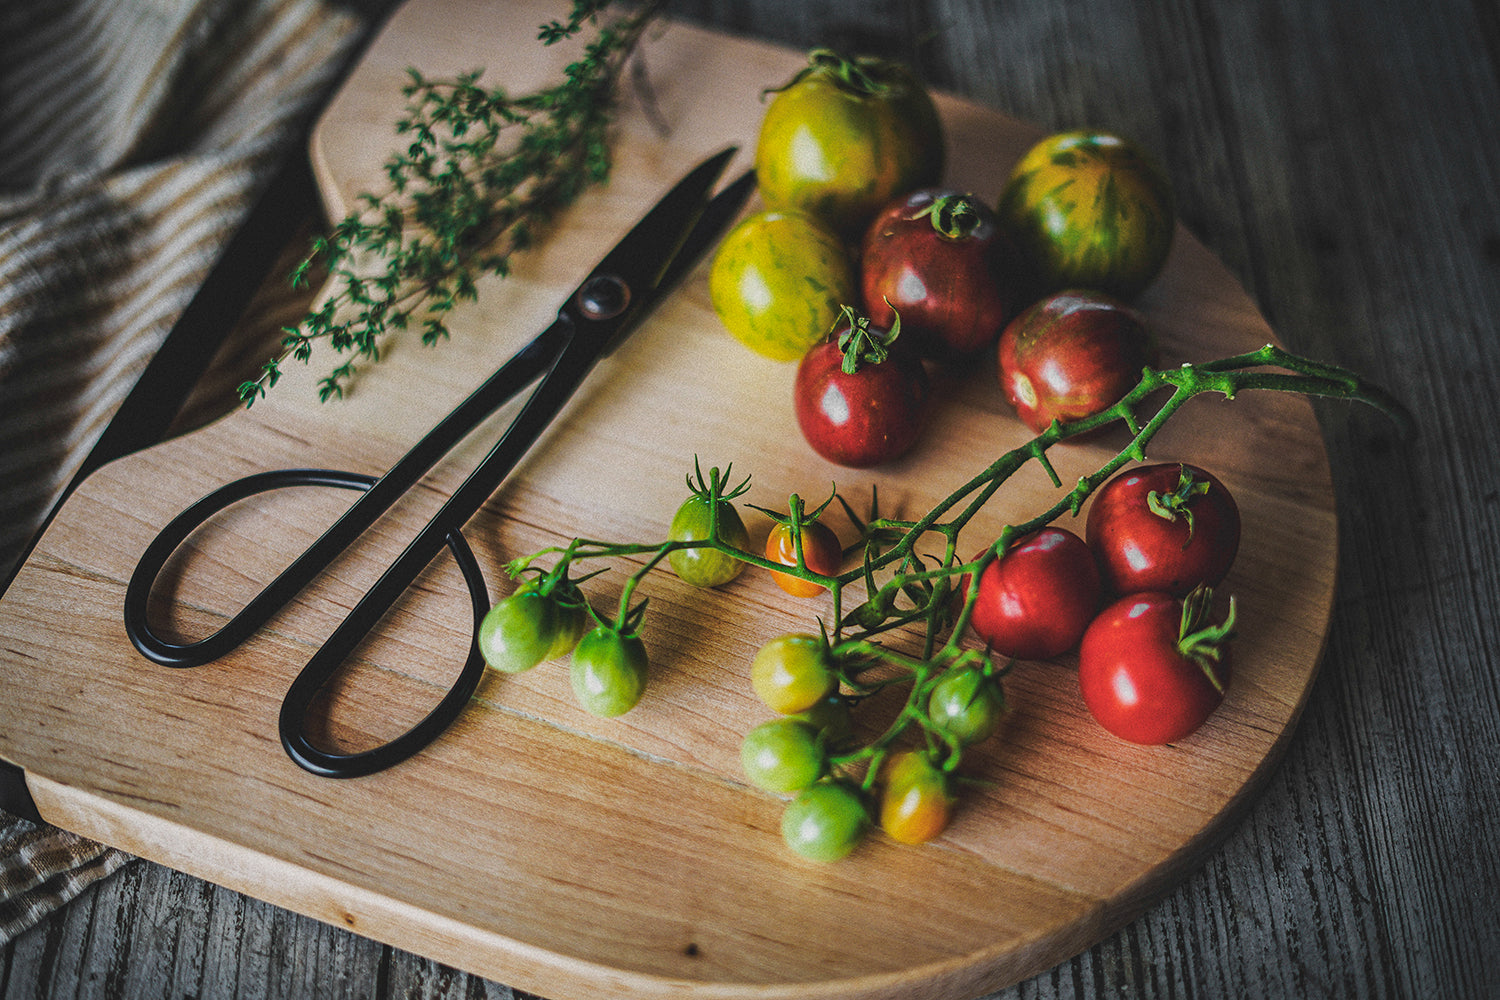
left=0, top=1, right=1337, bottom=997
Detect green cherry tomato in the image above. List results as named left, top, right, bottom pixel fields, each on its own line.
left=751, top=633, right=837, bottom=714
left=793, top=695, right=855, bottom=750
left=997, top=130, right=1175, bottom=299
left=569, top=627, right=649, bottom=718
left=548, top=597, right=590, bottom=660
left=513, top=580, right=590, bottom=660
left=781, top=780, right=869, bottom=862
left=926, top=666, right=1005, bottom=746
left=708, top=208, right=856, bottom=362
left=878, top=750, right=955, bottom=845
left=478, top=588, right=558, bottom=674
left=668, top=492, right=750, bottom=588
left=740, top=717, right=825, bottom=792
left=756, top=49, right=944, bottom=235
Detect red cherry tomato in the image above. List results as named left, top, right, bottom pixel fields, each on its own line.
left=1086, top=463, right=1241, bottom=597
left=861, top=189, right=1022, bottom=360
left=963, top=527, right=1101, bottom=660
left=766, top=519, right=842, bottom=597
left=794, top=311, right=929, bottom=468
left=997, top=290, right=1154, bottom=433
left=1077, top=590, right=1234, bottom=744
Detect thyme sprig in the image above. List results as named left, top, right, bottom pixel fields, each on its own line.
left=239, top=0, right=665, bottom=406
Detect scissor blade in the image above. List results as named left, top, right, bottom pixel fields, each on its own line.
left=658, top=167, right=756, bottom=296
left=577, top=146, right=739, bottom=313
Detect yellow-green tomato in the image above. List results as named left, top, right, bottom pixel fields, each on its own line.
left=878, top=750, right=955, bottom=845
left=781, top=780, right=869, bottom=862
left=668, top=492, right=750, bottom=588
left=751, top=633, right=837, bottom=714
left=997, top=130, right=1175, bottom=299
left=709, top=209, right=856, bottom=362
left=755, top=49, right=944, bottom=234
left=569, top=627, right=649, bottom=717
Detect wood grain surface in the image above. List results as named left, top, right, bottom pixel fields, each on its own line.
left=3, top=0, right=1497, bottom=998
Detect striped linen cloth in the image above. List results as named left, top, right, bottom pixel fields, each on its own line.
left=0, top=0, right=364, bottom=945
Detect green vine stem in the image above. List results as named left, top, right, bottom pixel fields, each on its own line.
left=511, top=342, right=1409, bottom=703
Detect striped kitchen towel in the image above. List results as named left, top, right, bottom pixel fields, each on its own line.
left=0, top=0, right=365, bottom=943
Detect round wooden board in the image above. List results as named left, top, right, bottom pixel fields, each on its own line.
left=0, top=0, right=1336, bottom=998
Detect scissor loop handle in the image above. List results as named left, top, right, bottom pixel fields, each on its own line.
left=124, top=469, right=492, bottom=778
left=124, top=469, right=383, bottom=666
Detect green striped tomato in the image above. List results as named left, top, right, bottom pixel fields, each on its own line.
left=997, top=131, right=1175, bottom=300
left=755, top=49, right=944, bottom=236
left=709, top=208, right=856, bottom=362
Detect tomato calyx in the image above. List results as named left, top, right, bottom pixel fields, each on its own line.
left=910, top=192, right=985, bottom=241
left=767, top=48, right=897, bottom=100
left=833, top=305, right=902, bottom=374
left=1179, top=586, right=1236, bottom=693
left=1145, top=463, right=1214, bottom=541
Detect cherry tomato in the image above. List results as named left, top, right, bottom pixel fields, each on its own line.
left=1086, top=463, right=1242, bottom=597
left=756, top=49, right=943, bottom=235
left=751, top=633, right=838, bottom=714
left=477, top=587, right=558, bottom=674
left=740, top=717, right=825, bottom=792
left=793, top=694, right=855, bottom=750
left=997, top=130, right=1175, bottom=299
left=781, top=779, right=869, bottom=862
left=1077, top=590, right=1234, bottom=744
left=878, top=750, right=955, bottom=845
left=794, top=310, right=929, bottom=468
left=569, top=627, right=649, bottom=718
left=861, top=189, right=1022, bottom=360
left=709, top=208, right=856, bottom=361
left=997, top=290, right=1153, bottom=433
left=963, top=527, right=1101, bottom=660
left=669, top=490, right=750, bottom=588
left=766, top=519, right=842, bottom=596
left=926, top=665, right=1005, bottom=746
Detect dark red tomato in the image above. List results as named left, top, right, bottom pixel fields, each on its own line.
left=1077, top=590, right=1233, bottom=744
left=997, top=290, right=1153, bottom=434
left=963, top=527, right=1101, bottom=660
left=794, top=312, right=929, bottom=468
left=861, top=189, right=1022, bottom=360
left=767, top=519, right=842, bottom=597
left=1086, top=463, right=1241, bottom=597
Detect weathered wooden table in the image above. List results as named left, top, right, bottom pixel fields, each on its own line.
left=2, top=0, right=1495, bottom=997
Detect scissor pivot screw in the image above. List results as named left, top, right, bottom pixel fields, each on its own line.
left=577, top=274, right=631, bottom=321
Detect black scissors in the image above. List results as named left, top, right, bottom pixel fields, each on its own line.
left=124, top=147, right=755, bottom=779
